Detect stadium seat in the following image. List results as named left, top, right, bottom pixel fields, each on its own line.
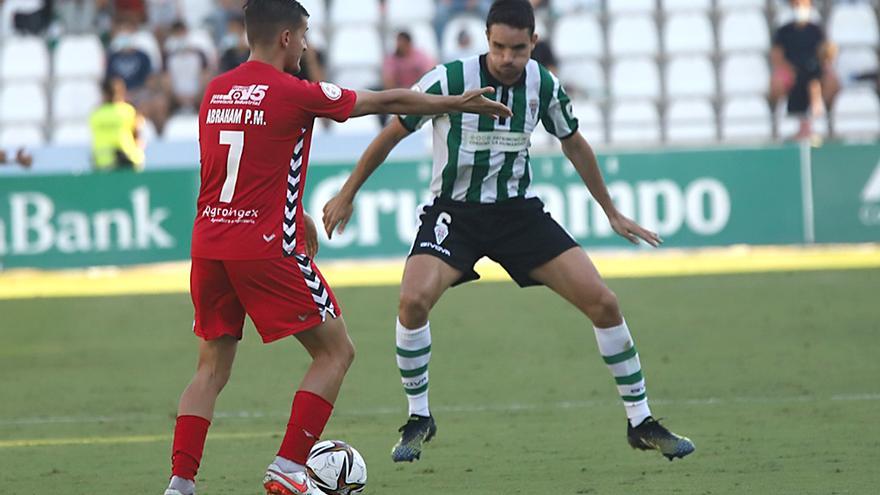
left=666, top=99, right=717, bottom=143
left=571, top=100, right=605, bottom=144
left=140, top=117, right=159, bottom=145
left=721, top=53, right=770, bottom=95
left=0, top=36, right=49, bottom=82
left=552, top=14, right=603, bottom=60
left=298, top=0, right=326, bottom=29
left=772, top=4, right=820, bottom=27
left=835, top=48, right=879, bottom=83
left=179, top=0, right=214, bottom=30
left=661, top=0, right=712, bottom=13
left=664, top=12, right=714, bottom=55
left=551, top=0, right=601, bottom=15
left=606, top=0, right=657, bottom=15
left=716, top=0, right=766, bottom=11
left=329, top=26, right=383, bottom=70
left=386, top=0, right=435, bottom=27
left=721, top=96, right=772, bottom=141
left=828, top=3, right=880, bottom=47
left=385, top=22, right=439, bottom=61
left=330, top=0, right=380, bottom=26
left=559, top=60, right=605, bottom=98
left=0, top=81, right=47, bottom=125
left=163, top=113, right=199, bottom=142
left=777, top=112, right=828, bottom=138
left=333, top=68, right=381, bottom=90
left=441, top=16, right=490, bottom=61
left=331, top=115, right=382, bottom=136
left=610, top=58, right=661, bottom=99
left=0, top=123, right=44, bottom=147
left=666, top=55, right=716, bottom=98
left=832, top=88, right=880, bottom=138
left=52, top=122, right=92, bottom=145
left=609, top=16, right=659, bottom=57
left=52, top=80, right=102, bottom=123
left=719, top=10, right=770, bottom=52
left=610, top=101, right=661, bottom=144
left=53, top=34, right=105, bottom=80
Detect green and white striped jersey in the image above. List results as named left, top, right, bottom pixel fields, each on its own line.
left=399, top=54, right=578, bottom=203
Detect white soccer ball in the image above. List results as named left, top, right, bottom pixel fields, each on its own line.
left=306, top=440, right=367, bottom=495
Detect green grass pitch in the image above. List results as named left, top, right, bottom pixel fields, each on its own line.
left=1, top=269, right=878, bottom=494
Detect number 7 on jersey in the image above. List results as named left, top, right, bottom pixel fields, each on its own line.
left=219, top=130, right=244, bottom=203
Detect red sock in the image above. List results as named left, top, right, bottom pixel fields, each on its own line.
left=171, top=415, right=211, bottom=480
left=277, top=390, right=334, bottom=464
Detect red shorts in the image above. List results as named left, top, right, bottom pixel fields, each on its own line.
left=190, top=255, right=341, bottom=343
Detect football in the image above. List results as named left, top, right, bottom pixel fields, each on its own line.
left=305, top=440, right=367, bottom=495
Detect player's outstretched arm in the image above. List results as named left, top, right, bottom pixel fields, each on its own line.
left=560, top=132, right=662, bottom=247
left=350, top=88, right=512, bottom=119
left=322, top=118, right=412, bottom=239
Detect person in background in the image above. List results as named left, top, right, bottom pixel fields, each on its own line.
left=434, top=0, right=492, bottom=41
left=89, top=78, right=146, bottom=172
left=383, top=31, right=436, bottom=90
left=770, top=0, right=839, bottom=140
left=219, top=14, right=250, bottom=73
left=0, top=148, right=34, bottom=169
left=163, top=20, right=211, bottom=112
left=145, top=0, right=182, bottom=43
left=447, top=28, right=478, bottom=60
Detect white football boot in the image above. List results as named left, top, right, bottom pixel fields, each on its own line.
left=263, top=464, right=324, bottom=495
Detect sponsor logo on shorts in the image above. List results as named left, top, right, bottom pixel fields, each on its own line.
left=320, top=82, right=342, bottom=101
left=297, top=314, right=309, bottom=322
left=434, top=212, right=451, bottom=245
left=201, top=205, right=259, bottom=225
left=210, top=84, right=269, bottom=106
left=263, top=233, right=276, bottom=242
left=420, top=241, right=451, bottom=257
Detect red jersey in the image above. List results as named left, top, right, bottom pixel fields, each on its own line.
left=192, top=60, right=357, bottom=260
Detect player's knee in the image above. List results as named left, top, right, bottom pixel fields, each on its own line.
left=398, top=290, right=431, bottom=327
left=588, top=289, right=621, bottom=327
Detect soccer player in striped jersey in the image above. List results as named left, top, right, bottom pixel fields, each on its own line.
left=323, top=0, right=694, bottom=464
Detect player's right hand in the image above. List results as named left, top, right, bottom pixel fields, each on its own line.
left=458, top=87, right=513, bottom=119
left=322, top=194, right=354, bottom=239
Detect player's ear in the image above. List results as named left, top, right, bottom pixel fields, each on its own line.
left=280, top=29, right=291, bottom=48
left=531, top=32, right=538, bottom=46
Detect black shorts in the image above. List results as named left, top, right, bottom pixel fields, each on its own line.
left=409, top=197, right=579, bottom=287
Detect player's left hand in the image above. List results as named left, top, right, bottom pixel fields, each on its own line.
left=304, top=213, right=320, bottom=258
left=608, top=212, right=662, bottom=247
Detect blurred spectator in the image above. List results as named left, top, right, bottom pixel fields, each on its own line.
left=54, top=0, right=97, bottom=34
left=447, top=28, right=479, bottom=61
left=107, top=20, right=170, bottom=130
left=531, top=38, right=558, bottom=75
left=770, top=0, right=839, bottom=139
left=207, top=0, right=245, bottom=45
left=434, top=0, right=492, bottom=41
left=163, top=20, right=211, bottom=112
left=89, top=78, right=146, bottom=172
left=114, top=0, right=147, bottom=25
left=0, top=148, right=34, bottom=169
left=145, top=0, right=182, bottom=42
left=219, top=14, right=250, bottom=73
left=383, top=31, right=436, bottom=90
left=9, top=0, right=52, bottom=35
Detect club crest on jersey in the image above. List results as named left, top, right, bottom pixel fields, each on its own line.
left=529, top=99, right=538, bottom=118
left=434, top=212, right=451, bottom=245
left=320, top=82, right=342, bottom=101
left=210, top=84, right=269, bottom=105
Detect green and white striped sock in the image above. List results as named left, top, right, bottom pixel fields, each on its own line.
left=396, top=319, right=431, bottom=417
left=593, top=319, right=652, bottom=427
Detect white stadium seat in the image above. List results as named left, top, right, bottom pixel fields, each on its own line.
left=721, top=96, right=772, bottom=141
left=54, top=34, right=105, bottom=80
left=441, top=16, right=489, bottom=62
left=835, top=48, right=879, bottom=83
left=179, top=0, right=213, bottom=29
left=553, top=14, right=603, bottom=60
left=610, top=101, right=660, bottom=144
left=828, top=3, right=880, bottom=47
left=664, top=13, right=714, bottom=55
left=0, top=124, right=44, bottom=147
left=609, top=16, right=659, bottom=57
left=611, top=58, right=661, bottom=99
left=0, top=81, right=47, bottom=125
left=772, top=5, right=820, bottom=28
left=330, top=0, right=380, bottom=26
left=777, top=110, right=828, bottom=138
left=1, top=36, right=49, bottom=82
left=52, top=80, right=102, bottom=123
left=719, top=10, right=770, bottom=52
left=661, top=0, right=712, bottom=12
left=551, top=0, right=601, bottom=16
left=52, top=122, right=92, bottom=145
left=572, top=100, right=605, bottom=143
left=716, top=0, right=766, bottom=11
left=163, top=113, right=199, bottom=142
left=833, top=88, right=880, bottom=138
left=298, top=0, right=327, bottom=29
left=386, top=0, right=435, bottom=27
left=331, top=115, right=382, bottom=136
left=666, top=56, right=716, bottom=98
left=559, top=60, right=605, bottom=98
left=721, top=53, right=770, bottom=95
left=606, top=0, right=657, bottom=15
left=333, top=68, right=380, bottom=90
left=666, top=99, right=717, bottom=143
left=330, top=26, right=382, bottom=69
left=386, top=22, right=439, bottom=62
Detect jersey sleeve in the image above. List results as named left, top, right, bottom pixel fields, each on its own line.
left=294, top=80, right=358, bottom=122
left=397, top=65, right=447, bottom=133
left=538, top=66, right=579, bottom=140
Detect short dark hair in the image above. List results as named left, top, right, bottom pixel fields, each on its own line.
left=244, top=0, right=310, bottom=47
left=486, top=0, right=535, bottom=35
left=397, top=31, right=412, bottom=43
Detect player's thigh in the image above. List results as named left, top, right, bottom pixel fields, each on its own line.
left=528, top=247, right=614, bottom=314
left=400, top=254, right=464, bottom=310
left=190, top=257, right=247, bottom=341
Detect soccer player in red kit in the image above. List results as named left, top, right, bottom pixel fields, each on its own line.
left=162, top=1, right=511, bottom=494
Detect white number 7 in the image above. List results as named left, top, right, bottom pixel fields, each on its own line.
left=219, top=130, right=244, bottom=203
